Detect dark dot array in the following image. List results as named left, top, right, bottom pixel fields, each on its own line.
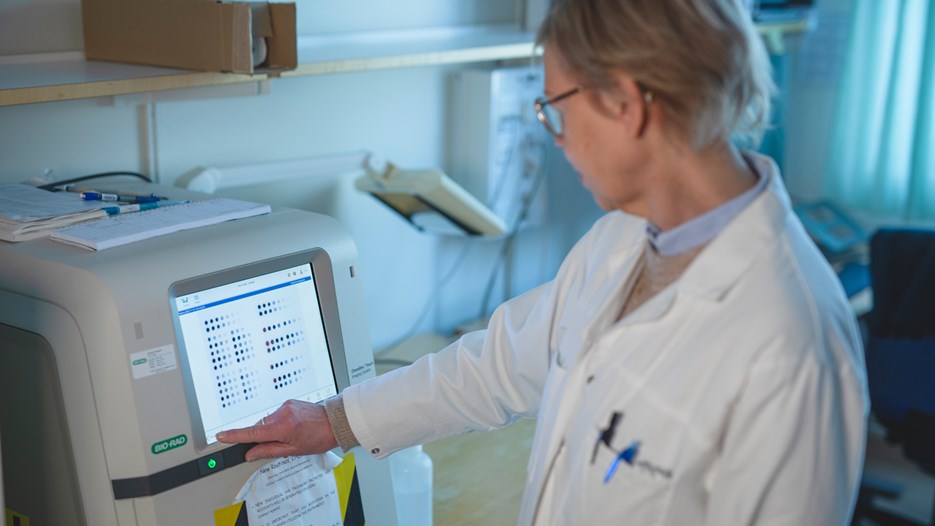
left=200, top=298, right=312, bottom=410
left=265, top=330, right=304, bottom=353
left=216, top=369, right=259, bottom=408
left=262, top=319, right=298, bottom=333
left=257, top=299, right=286, bottom=317
left=202, top=309, right=257, bottom=379
left=272, top=366, right=308, bottom=390
left=203, top=314, right=234, bottom=333
left=270, top=356, right=299, bottom=370
left=229, top=328, right=253, bottom=364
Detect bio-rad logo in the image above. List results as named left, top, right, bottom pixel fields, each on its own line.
left=591, top=411, right=673, bottom=483
left=151, top=434, right=187, bottom=455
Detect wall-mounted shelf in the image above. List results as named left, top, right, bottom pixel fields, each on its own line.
left=289, top=25, right=536, bottom=77
left=0, top=25, right=536, bottom=108
left=0, top=57, right=263, bottom=107
left=0, top=20, right=805, bottom=108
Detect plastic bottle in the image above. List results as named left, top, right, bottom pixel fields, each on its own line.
left=390, top=444, right=433, bottom=526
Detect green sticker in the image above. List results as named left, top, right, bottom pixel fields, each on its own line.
left=132, top=358, right=147, bottom=366
left=151, top=434, right=188, bottom=454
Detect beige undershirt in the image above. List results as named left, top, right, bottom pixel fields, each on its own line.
left=618, top=242, right=706, bottom=320
left=325, top=242, right=706, bottom=452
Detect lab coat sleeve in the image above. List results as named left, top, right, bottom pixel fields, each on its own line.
left=339, top=215, right=616, bottom=459
left=341, top=278, right=564, bottom=459
left=703, top=352, right=867, bottom=525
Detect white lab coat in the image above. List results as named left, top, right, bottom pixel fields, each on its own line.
left=343, top=153, right=869, bottom=525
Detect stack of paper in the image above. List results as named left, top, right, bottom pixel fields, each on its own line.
left=50, top=198, right=272, bottom=250
left=0, top=184, right=109, bottom=242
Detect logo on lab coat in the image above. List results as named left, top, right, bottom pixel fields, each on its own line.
left=593, top=411, right=673, bottom=482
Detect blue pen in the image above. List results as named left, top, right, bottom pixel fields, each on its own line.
left=126, top=195, right=163, bottom=203
left=603, top=441, right=640, bottom=483
left=604, top=455, right=624, bottom=484
left=81, top=192, right=119, bottom=201
left=139, top=199, right=188, bottom=210
left=82, top=192, right=165, bottom=203
left=100, top=200, right=189, bottom=215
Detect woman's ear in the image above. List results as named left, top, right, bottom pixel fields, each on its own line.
left=607, top=73, right=650, bottom=139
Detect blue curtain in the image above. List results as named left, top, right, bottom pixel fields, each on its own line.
left=825, top=0, right=935, bottom=219
left=759, top=52, right=791, bottom=173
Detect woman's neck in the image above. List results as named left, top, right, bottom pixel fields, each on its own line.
left=639, top=144, right=757, bottom=231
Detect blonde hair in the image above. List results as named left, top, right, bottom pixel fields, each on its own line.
left=536, top=0, right=775, bottom=150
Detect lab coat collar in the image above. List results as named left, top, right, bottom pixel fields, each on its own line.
left=579, top=153, right=789, bottom=334
left=675, top=152, right=791, bottom=303
left=593, top=237, right=655, bottom=331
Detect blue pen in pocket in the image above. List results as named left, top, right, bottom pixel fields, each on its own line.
left=604, top=441, right=640, bottom=484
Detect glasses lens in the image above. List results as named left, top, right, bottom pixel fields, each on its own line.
left=536, top=101, right=564, bottom=137
left=545, top=104, right=563, bottom=136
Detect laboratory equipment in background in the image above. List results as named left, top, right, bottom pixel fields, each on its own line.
left=355, top=154, right=506, bottom=236
left=449, top=65, right=550, bottom=232
left=179, top=151, right=506, bottom=237
left=752, top=0, right=816, bottom=22
left=0, top=182, right=398, bottom=525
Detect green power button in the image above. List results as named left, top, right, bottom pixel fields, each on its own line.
left=199, top=455, right=224, bottom=476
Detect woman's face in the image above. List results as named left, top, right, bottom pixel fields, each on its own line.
left=543, top=46, right=651, bottom=213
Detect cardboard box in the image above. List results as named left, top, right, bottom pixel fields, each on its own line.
left=81, top=0, right=297, bottom=74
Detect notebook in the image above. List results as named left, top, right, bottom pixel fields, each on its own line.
left=0, top=183, right=110, bottom=242
left=50, top=198, right=271, bottom=250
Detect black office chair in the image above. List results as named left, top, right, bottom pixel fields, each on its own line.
left=853, top=228, right=935, bottom=526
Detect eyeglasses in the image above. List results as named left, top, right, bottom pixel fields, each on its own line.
left=534, top=84, right=657, bottom=138
left=534, top=84, right=585, bottom=138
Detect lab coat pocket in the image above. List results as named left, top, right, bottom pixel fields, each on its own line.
left=580, top=400, right=684, bottom=524
left=585, top=441, right=674, bottom=524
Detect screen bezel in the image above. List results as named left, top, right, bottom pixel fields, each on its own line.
left=168, top=248, right=352, bottom=452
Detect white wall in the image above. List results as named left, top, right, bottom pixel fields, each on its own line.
left=0, top=0, right=602, bottom=350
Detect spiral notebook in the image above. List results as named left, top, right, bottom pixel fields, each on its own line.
left=50, top=198, right=271, bottom=250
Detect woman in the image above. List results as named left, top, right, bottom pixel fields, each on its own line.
left=220, top=0, right=868, bottom=523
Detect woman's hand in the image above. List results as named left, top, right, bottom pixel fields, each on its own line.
left=216, top=399, right=338, bottom=461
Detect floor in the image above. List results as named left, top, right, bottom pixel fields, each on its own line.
left=424, top=420, right=534, bottom=526
left=856, top=419, right=935, bottom=525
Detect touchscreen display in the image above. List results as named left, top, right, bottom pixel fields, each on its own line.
left=173, top=262, right=338, bottom=446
